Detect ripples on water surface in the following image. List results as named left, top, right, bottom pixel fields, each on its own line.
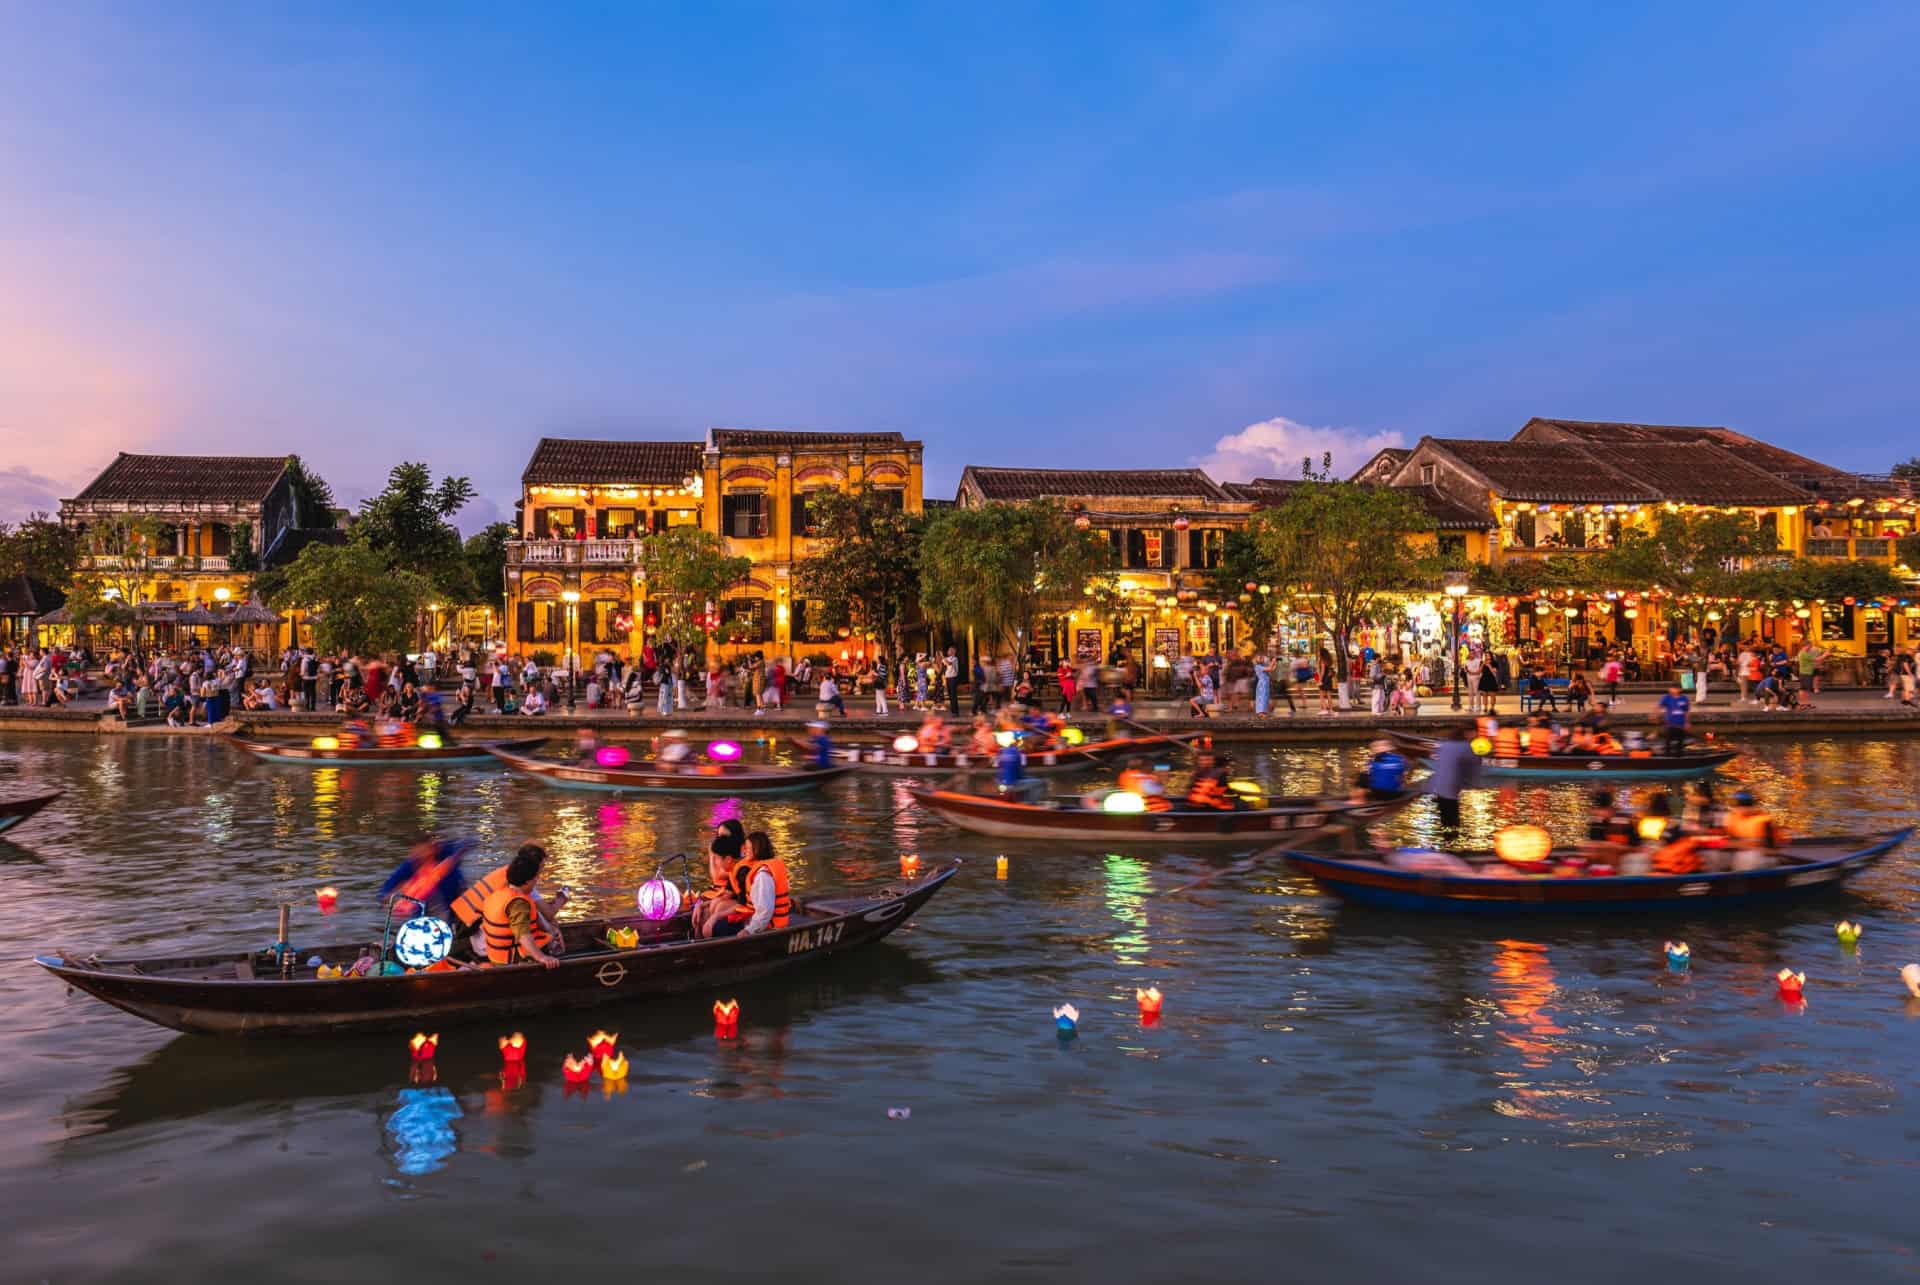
left=0, top=733, right=1916, bottom=1282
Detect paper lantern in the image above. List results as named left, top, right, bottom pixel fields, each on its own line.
left=1136, top=987, right=1163, bottom=1017
left=996, top=856, right=1009, bottom=879
left=1493, top=825, right=1553, bottom=868
left=892, top=734, right=919, bottom=753
left=1074, top=514, right=1091, bottom=530
left=636, top=877, right=683, bottom=921
left=563, top=1053, right=595, bottom=1085
left=595, top=745, right=631, bottom=768
left=713, top=998, right=740, bottom=1038
left=1053, top=1003, right=1079, bottom=1035
left=995, top=730, right=1017, bottom=748
left=316, top=963, right=345, bottom=979
left=900, top=854, right=920, bottom=877
left=315, top=886, right=339, bottom=914
left=1061, top=726, right=1085, bottom=746
left=311, top=735, right=339, bottom=750
left=707, top=740, right=743, bottom=762
left=499, top=1032, right=528, bottom=1065
left=1665, top=941, right=1689, bottom=968
left=393, top=915, right=455, bottom=968
left=1637, top=816, right=1668, bottom=843
left=1470, top=736, right=1492, bottom=755
left=588, top=1030, right=619, bottom=1059
left=1776, top=968, right=1805, bottom=999
left=1533, top=602, right=1549, bottom=615
left=1103, top=790, right=1146, bottom=814
left=1902, top=963, right=1920, bottom=999
left=606, top=925, right=640, bottom=949
left=1835, top=921, right=1862, bottom=946
left=409, top=1032, right=438, bottom=1061
left=1173, top=515, right=1191, bottom=531
left=416, top=733, right=443, bottom=750
left=600, top=1052, right=629, bottom=1081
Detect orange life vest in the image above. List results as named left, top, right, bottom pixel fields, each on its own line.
left=1725, top=809, right=1784, bottom=847
left=1524, top=729, right=1551, bottom=756
left=728, top=856, right=792, bottom=930
left=1590, top=734, right=1621, bottom=756
left=1493, top=727, right=1521, bottom=757
left=400, top=856, right=456, bottom=903
left=480, top=882, right=550, bottom=965
left=1186, top=775, right=1232, bottom=810
left=1650, top=835, right=1708, bottom=874
left=453, top=864, right=508, bottom=928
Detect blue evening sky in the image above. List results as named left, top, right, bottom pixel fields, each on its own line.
left=2, top=2, right=1915, bottom=529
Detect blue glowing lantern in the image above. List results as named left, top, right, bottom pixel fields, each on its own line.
left=394, top=915, right=455, bottom=968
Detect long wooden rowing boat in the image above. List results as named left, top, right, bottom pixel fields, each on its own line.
left=35, top=865, right=956, bottom=1036
left=0, top=790, right=60, bottom=836
left=910, top=785, right=1418, bottom=843
left=800, top=731, right=1199, bottom=777
left=221, top=733, right=548, bottom=765
left=1280, top=829, right=1911, bottom=913
left=490, top=747, right=854, bottom=794
left=1387, top=729, right=1737, bottom=778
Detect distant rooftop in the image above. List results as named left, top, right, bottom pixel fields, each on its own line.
left=521, top=437, right=703, bottom=487
left=68, top=453, right=290, bottom=507
left=708, top=428, right=914, bottom=450
left=961, top=467, right=1230, bottom=503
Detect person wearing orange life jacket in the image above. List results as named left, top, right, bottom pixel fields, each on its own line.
left=453, top=843, right=568, bottom=950
left=692, top=823, right=748, bottom=938
left=1185, top=750, right=1237, bottom=810
left=1724, top=790, right=1788, bottom=870
left=1116, top=759, right=1173, bottom=811
left=1524, top=715, right=1553, bottom=756
left=479, top=848, right=561, bottom=968
left=378, top=833, right=474, bottom=921
left=1491, top=719, right=1522, bottom=758
left=725, top=831, right=792, bottom=934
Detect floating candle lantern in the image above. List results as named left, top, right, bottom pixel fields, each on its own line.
left=1901, top=963, right=1920, bottom=999
left=562, top=1053, right=595, bottom=1086
left=606, top=925, right=640, bottom=949
left=1136, top=987, right=1163, bottom=1018
left=499, top=1032, right=528, bottom=1065
left=409, top=1032, right=438, bottom=1062
left=996, top=856, right=1009, bottom=880
left=1665, top=941, right=1690, bottom=968
left=1776, top=968, right=1805, bottom=1000
left=1836, top=921, right=1862, bottom=947
left=315, top=886, right=340, bottom=913
left=416, top=733, right=443, bottom=750
left=1053, top=1003, right=1079, bottom=1035
left=587, top=1030, right=619, bottom=1059
left=316, top=963, right=345, bottom=979
left=900, top=854, right=920, bottom=877
left=600, top=1052, right=629, bottom=1081
left=713, top=998, right=740, bottom=1037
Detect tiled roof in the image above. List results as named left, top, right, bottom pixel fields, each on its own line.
left=1517, top=418, right=1848, bottom=488
left=522, top=437, right=703, bottom=486
left=1597, top=443, right=1811, bottom=505
left=708, top=428, right=912, bottom=450
left=963, top=467, right=1230, bottom=503
left=69, top=453, right=289, bottom=506
left=1220, top=477, right=1491, bottom=528
left=1219, top=478, right=1305, bottom=502
left=1433, top=435, right=1815, bottom=506
left=1427, top=439, right=1663, bottom=503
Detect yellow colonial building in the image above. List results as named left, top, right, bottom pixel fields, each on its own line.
left=506, top=428, right=923, bottom=659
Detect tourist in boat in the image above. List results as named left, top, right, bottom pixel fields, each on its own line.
left=1724, top=790, right=1788, bottom=869
left=804, top=719, right=835, bottom=768
left=730, top=831, right=793, bottom=934
left=1184, top=750, right=1237, bottom=810
left=1682, top=779, right=1727, bottom=833
left=1490, top=717, right=1522, bottom=758
left=1584, top=789, right=1637, bottom=849
left=1115, top=757, right=1172, bottom=810
left=693, top=826, right=747, bottom=938
left=969, top=714, right=998, bottom=756
left=453, top=842, right=568, bottom=954
left=479, top=848, right=564, bottom=968
left=1363, top=739, right=1409, bottom=799
left=916, top=710, right=951, bottom=750
left=378, top=834, right=474, bottom=921
left=1524, top=713, right=1555, bottom=755
left=995, top=735, right=1028, bottom=795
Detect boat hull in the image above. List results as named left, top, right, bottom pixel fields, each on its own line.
left=1387, top=730, right=1736, bottom=778
left=36, top=867, right=955, bottom=1036
left=912, top=787, right=1415, bottom=843
left=221, top=735, right=548, bottom=765
left=491, top=749, right=854, bottom=794
left=1280, top=829, right=1910, bottom=913
left=0, top=791, right=60, bottom=835
left=821, top=733, right=1197, bottom=777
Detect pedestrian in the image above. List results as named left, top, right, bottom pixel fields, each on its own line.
left=1316, top=647, right=1336, bottom=715
left=1657, top=681, right=1692, bottom=756
left=1425, top=724, right=1480, bottom=828
left=944, top=647, right=960, bottom=716
left=873, top=652, right=889, bottom=716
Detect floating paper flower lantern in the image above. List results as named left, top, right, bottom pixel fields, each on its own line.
left=1493, top=825, right=1553, bottom=869
left=900, top=854, right=920, bottom=877
left=996, top=856, right=1009, bottom=879
left=636, top=876, right=683, bottom=921
left=713, top=998, right=740, bottom=1037
left=1835, top=921, right=1862, bottom=946
left=1103, top=790, right=1146, bottom=814
left=393, top=915, right=455, bottom=968
left=315, top=886, right=340, bottom=914
left=416, top=733, right=443, bottom=750
left=1776, top=968, right=1805, bottom=999
left=311, top=735, right=339, bottom=750
left=606, top=925, right=640, bottom=949
left=588, top=1030, right=619, bottom=1059
left=1637, top=816, right=1668, bottom=843
left=1136, top=987, right=1163, bottom=1017
left=596, top=745, right=631, bottom=768
left=707, top=740, right=742, bottom=762
left=1470, top=736, right=1492, bottom=756
left=499, top=1032, right=528, bottom=1065
left=1053, top=1004, right=1079, bottom=1035
left=563, top=1053, right=595, bottom=1086
left=1061, top=726, right=1085, bottom=746
left=1665, top=941, right=1690, bottom=968
left=1902, top=963, right=1920, bottom=999
left=409, top=1032, right=439, bottom=1062
left=600, top=1052, right=629, bottom=1081
left=316, top=963, right=345, bottom=979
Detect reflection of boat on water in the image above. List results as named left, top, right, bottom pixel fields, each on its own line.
left=57, top=941, right=939, bottom=1144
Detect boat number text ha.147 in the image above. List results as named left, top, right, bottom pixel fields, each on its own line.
left=787, top=921, right=845, bottom=954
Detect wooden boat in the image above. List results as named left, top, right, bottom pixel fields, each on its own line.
left=221, top=733, right=548, bottom=766
left=35, top=865, right=956, bottom=1036
left=799, top=731, right=1200, bottom=777
left=0, top=790, right=60, bottom=836
left=1280, top=828, right=1912, bottom=913
left=490, top=747, right=854, bottom=794
left=910, top=785, right=1418, bottom=843
left=1386, top=729, right=1737, bottom=779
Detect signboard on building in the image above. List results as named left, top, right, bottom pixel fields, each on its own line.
left=1074, top=628, right=1104, bottom=662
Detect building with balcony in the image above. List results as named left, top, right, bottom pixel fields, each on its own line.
left=505, top=428, right=924, bottom=659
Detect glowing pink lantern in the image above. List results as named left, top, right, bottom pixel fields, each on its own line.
left=637, top=876, right=683, bottom=921
left=595, top=745, right=631, bottom=768
left=707, top=740, right=742, bottom=763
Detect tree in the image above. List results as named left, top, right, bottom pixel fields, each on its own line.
left=226, top=520, right=258, bottom=573
left=919, top=500, right=1114, bottom=657
left=0, top=512, right=81, bottom=588
left=1890, top=456, right=1920, bottom=482
left=1206, top=528, right=1282, bottom=648
left=462, top=521, right=514, bottom=608
left=791, top=488, right=924, bottom=659
left=285, top=455, right=338, bottom=527
left=269, top=541, right=434, bottom=658
left=355, top=462, right=478, bottom=604
left=1595, top=510, right=1772, bottom=635
left=1245, top=482, right=1430, bottom=668
left=637, top=526, right=752, bottom=661
left=67, top=514, right=164, bottom=638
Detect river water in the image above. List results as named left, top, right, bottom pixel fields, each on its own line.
left=1, top=732, right=1916, bottom=1282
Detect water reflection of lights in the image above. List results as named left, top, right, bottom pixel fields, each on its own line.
left=1490, top=939, right=1564, bottom=1071
left=1102, top=854, right=1151, bottom=966
left=386, top=1087, right=462, bottom=1175
left=311, top=768, right=341, bottom=841
left=202, top=790, right=237, bottom=845
left=415, top=770, right=442, bottom=822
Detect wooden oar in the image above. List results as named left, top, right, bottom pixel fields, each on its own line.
left=1117, top=715, right=1205, bottom=759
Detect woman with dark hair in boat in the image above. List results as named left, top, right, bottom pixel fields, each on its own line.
left=480, top=847, right=564, bottom=968
left=694, top=826, right=748, bottom=938
left=730, top=831, right=792, bottom=935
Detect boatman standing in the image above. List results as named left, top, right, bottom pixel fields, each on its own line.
left=1657, top=682, right=1692, bottom=757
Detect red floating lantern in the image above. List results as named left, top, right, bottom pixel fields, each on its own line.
left=562, top=1053, right=595, bottom=1086
left=713, top=998, right=740, bottom=1038
left=409, top=1032, right=438, bottom=1062
left=1776, top=968, right=1805, bottom=1000
left=587, top=1029, right=619, bottom=1060
left=315, top=886, right=339, bottom=914
left=499, top=1064, right=526, bottom=1092
left=899, top=854, right=920, bottom=878
left=499, top=1032, right=528, bottom=1065
left=1136, top=986, right=1163, bottom=1018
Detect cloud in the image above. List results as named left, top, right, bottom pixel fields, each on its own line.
left=0, top=465, right=80, bottom=525
left=1194, top=415, right=1406, bottom=482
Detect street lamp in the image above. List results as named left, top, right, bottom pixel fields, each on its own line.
left=1444, top=569, right=1470, bottom=711
left=561, top=589, right=581, bottom=711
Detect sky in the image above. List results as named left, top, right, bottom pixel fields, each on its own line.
left=2, top=2, right=1916, bottom=531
